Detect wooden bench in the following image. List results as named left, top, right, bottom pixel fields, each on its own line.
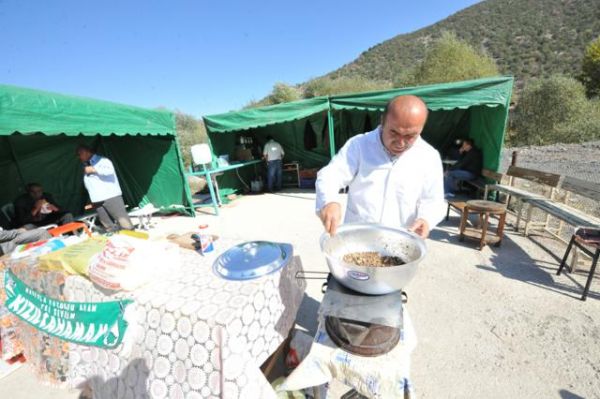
left=463, top=168, right=505, bottom=199
left=483, top=165, right=563, bottom=232
left=522, top=176, right=600, bottom=238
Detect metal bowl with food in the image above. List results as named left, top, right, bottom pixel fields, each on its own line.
left=320, top=223, right=427, bottom=295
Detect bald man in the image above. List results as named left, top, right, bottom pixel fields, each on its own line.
left=316, top=95, right=445, bottom=238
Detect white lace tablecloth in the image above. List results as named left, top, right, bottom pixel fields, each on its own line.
left=62, top=238, right=306, bottom=398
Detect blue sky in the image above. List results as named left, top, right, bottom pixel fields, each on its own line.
left=1, top=0, right=482, bottom=117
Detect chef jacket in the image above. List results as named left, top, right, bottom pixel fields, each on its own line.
left=315, top=126, right=446, bottom=230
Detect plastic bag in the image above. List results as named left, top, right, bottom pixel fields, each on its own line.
left=38, top=236, right=107, bottom=275
left=88, top=235, right=180, bottom=291
left=279, top=313, right=417, bottom=399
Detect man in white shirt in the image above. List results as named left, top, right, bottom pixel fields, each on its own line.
left=262, top=136, right=285, bottom=192
left=316, top=95, right=445, bottom=239
left=76, top=144, right=133, bottom=232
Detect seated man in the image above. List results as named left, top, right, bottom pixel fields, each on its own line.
left=13, top=183, right=74, bottom=230
left=444, top=138, right=482, bottom=197
left=0, top=227, right=51, bottom=256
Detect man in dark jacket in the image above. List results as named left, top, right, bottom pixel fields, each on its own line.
left=444, top=138, right=482, bottom=196
left=13, top=183, right=73, bottom=229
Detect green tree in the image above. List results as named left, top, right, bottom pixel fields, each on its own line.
left=268, top=82, right=302, bottom=104
left=175, top=112, right=208, bottom=167
left=303, top=76, right=390, bottom=98
left=244, top=82, right=302, bottom=108
left=512, top=75, right=600, bottom=145
left=581, top=36, right=600, bottom=98
left=406, top=32, right=499, bottom=86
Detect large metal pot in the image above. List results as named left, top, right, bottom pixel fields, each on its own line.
left=320, top=223, right=427, bottom=295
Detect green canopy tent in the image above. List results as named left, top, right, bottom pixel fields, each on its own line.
left=203, top=76, right=513, bottom=192
left=0, top=84, right=192, bottom=226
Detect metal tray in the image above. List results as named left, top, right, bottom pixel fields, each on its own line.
left=213, top=241, right=293, bottom=280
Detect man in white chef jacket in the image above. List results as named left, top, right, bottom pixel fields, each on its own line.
left=316, top=95, right=445, bottom=239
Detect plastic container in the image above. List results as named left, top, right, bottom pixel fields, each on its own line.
left=193, top=225, right=214, bottom=255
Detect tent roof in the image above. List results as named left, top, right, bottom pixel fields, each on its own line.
left=0, top=84, right=176, bottom=136
left=330, top=76, right=513, bottom=111
left=204, top=97, right=329, bottom=134
left=203, top=76, right=513, bottom=133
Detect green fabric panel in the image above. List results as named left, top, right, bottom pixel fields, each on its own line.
left=7, top=134, right=89, bottom=213
left=0, top=84, right=175, bottom=136
left=469, top=105, right=506, bottom=172
left=330, top=76, right=513, bottom=111
left=0, top=134, right=189, bottom=217
left=203, top=97, right=330, bottom=133
left=100, top=136, right=191, bottom=211
left=421, top=109, right=470, bottom=156
left=0, top=137, right=26, bottom=209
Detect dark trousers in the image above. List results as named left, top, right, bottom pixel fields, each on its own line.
left=94, top=196, right=133, bottom=231
left=267, top=160, right=283, bottom=192
left=444, top=169, right=476, bottom=194
left=0, top=228, right=51, bottom=255
left=23, top=211, right=74, bottom=230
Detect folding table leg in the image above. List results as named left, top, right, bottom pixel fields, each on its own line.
left=557, top=235, right=576, bottom=276
left=581, top=248, right=600, bottom=301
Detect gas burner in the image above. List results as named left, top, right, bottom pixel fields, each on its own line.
left=325, top=316, right=400, bottom=357
left=319, top=275, right=405, bottom=357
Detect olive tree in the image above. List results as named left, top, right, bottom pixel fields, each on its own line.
left=512, top=76, right=597, bottom=145
left=581, top=36, right=600, bottom=98
left=410, top=31, right=499, bottom=86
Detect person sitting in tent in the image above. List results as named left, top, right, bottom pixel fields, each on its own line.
left=13, top=183, right=74, bottom=230
left=262, top=136, right=285, bottom=192
left=0, top=227, right=51, bottom=256
left=76, top=144, right=133, bottom=232
left=443, top=138, right=483, bottom=197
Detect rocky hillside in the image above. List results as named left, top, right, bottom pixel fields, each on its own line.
left=327, top=0, right=600, bottom=86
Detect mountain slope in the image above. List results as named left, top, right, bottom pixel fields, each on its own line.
left=327, top=0, right=600, bottom=84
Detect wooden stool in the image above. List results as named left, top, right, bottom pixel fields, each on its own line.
left=459, top=200, right=507, bottom=250
left=48, top=222, right=92, bottom=238
left=446, top=198, right=469, bottom=221
left=557, top=228, right=600, bottom=301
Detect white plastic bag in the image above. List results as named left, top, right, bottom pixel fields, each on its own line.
left=88, top=235, right=180, bottom=291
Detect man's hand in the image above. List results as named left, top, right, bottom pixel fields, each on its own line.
left=47, top=203, right=59, bottom=213
left=320, top=202, right=342, bottom=235
left=409, top=218, right=430, bottom=239
left=31, top=199, right=45, bottom=216
left=84, top=166, right=96, bottom=175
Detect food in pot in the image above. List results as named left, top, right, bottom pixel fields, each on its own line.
left=342, top=251, right=405, bottom=267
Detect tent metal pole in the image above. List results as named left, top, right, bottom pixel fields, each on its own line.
left=6, top=136, right=27, bottom=192
left=173, top=133, right=197, bottom=217
left=327, top=100, right=336, bottom=158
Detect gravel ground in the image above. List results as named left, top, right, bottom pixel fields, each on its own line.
left=500, top=140, right=600, bottom=184
left=2, top=179, right=599, bottom=398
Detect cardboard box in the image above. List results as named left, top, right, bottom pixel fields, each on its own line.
left=235, top=148, right=253, bottom=161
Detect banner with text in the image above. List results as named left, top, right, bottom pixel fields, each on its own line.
left=4, top=269, right=132, bottom=349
